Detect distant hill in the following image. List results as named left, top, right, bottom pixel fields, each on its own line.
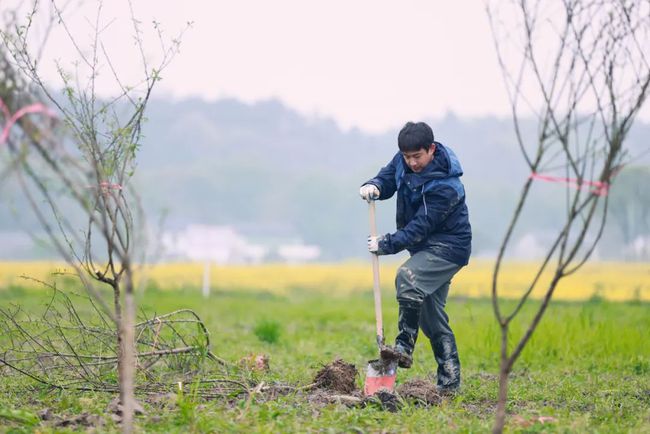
left=1, top=96, right=649, bottom=260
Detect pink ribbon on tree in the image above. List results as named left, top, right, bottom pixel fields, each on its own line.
left=529, top=172, right=609, bottom=196
left=1, top=97, right=124, bottom=192
left=0, top=97, right=56, bottom=144
left=98, top=181, right=123, bottom=192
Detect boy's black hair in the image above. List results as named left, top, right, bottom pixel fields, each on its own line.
left=398, top=121, right=435, bottom=152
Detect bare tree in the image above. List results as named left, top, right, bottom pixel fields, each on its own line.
left=0, top=2, right=187, bottom=432
left=485, top=1, right=650, bottom=432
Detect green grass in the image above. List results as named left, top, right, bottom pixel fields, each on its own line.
left=1, top=285, right=649, bottom=433
left=253, top=318, right=282, bottom=344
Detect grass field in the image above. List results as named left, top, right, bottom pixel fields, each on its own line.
left=1, top=262, right=649, bottom=433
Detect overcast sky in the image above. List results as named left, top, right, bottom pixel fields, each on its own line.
left=19, top=0, right=650, bottom=133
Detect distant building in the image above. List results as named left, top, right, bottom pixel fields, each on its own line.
left=161, top=224, right=321, bottom=264
left=161, top=224, right=268, bottom=264
left=277, top=243, right=321, bottom=264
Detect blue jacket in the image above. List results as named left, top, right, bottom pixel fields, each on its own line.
left=364, top=142, right=472, bottom=265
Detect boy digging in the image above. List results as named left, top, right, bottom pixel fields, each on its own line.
left=360, top=121, right=471, bottom=392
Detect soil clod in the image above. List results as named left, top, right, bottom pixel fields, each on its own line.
left=396, top=378, right=442, bottom=406
left=238, top=353, right=270, bottom=372
left=378, top=345, right=401, bottom=363
left=54, top=413, right=104, bottom=428
left=313, top=358, right=358, bottom=394
left=370, top=389, right=402, bottom=412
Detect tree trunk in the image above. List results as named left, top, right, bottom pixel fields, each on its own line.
left=493, top=361, right=509, bottom=434
left=493, top=326, right=510, bottom=434
left=119, top=280, right=136, bottom=433
left=115, top=278, right=135, bottom=434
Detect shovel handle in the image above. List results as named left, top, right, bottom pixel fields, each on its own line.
left=368, top=201, right=384, bottom=348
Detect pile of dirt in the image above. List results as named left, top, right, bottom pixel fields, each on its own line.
left=312, top=359, right=358, bottom=394
left=396, top=378, right=442, bottom=406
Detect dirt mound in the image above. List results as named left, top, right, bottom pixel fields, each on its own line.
left=313, top=359, right=358, bottom=394
left=396, top=378, right=442, bottom=406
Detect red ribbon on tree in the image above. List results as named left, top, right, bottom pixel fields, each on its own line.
left=98, top=181, right=123, bottom=192
left=0, top=97, right=56, bottom=144
left=529, top=172, right=609, bottom=196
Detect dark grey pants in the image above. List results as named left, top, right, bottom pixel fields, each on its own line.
left=395, top=250, right=463, bottom=388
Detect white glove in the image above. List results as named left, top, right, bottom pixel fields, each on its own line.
left=359, top=184, right=380, bottom=201
left=367, top=235, right=382, bottom=254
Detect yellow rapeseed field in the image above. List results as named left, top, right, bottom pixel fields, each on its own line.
left=0, top=260, right=648, bottom=301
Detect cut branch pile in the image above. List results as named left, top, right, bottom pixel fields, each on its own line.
left=0, top=284, right=223, bottom=394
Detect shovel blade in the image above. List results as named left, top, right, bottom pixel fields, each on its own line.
left=363, top=358, right=397, bottom=396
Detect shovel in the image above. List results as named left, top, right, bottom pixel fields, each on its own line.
left=363, top=200, right=398, bottom=396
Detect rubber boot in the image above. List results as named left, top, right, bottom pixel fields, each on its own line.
left=432, top=334, right=461, bottom=392
left=383, top=303, right=421, bottom=369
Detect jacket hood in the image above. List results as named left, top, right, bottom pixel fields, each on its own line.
left=402, top=142, right=464, bottom=188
